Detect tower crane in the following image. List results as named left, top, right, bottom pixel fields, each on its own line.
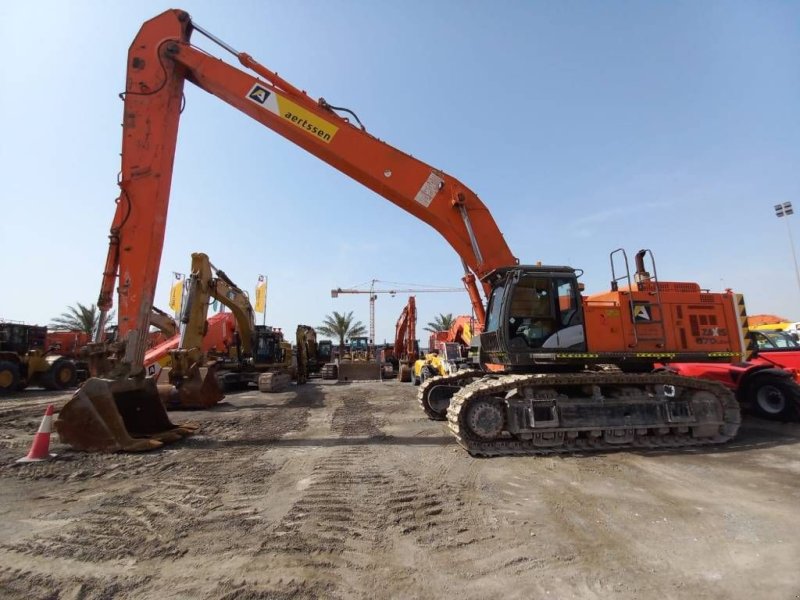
left=331, top=280, right=462, bottom=344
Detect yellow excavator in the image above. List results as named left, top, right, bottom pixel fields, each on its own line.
left=160, top=252, right=296, bottom=409
left=56, top=11, right=746, bottom=455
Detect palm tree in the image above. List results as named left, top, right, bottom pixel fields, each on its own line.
left=51, top=302, right=114, bottom=334
left=317, top=311, right=367, bottom=350
left=424, top=313, right=455, bottom=333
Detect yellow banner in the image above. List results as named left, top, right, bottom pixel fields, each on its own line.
left=168, top=275, right=183, bottom=312
left=254, top=276, right=267, bottom=313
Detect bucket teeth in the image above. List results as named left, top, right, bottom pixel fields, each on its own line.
left=55, top=377, right=197, bottom=453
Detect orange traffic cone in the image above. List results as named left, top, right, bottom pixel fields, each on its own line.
left=17, top=404, right=57, bottom=463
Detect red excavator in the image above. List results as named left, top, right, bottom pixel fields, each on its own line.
left=57, top=9, right=748, bottom=456
left=393, top=297, right=419, bottom=383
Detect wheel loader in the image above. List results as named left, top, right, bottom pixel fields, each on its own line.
left=0, top=322, right=79, bottom=394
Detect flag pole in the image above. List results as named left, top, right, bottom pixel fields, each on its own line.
left=255, top=274, right=268, bottom=326
left=263, top=275, right=268, bottom=325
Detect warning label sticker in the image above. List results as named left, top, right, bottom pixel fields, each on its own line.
left=414, top=172, right=444, bottom=207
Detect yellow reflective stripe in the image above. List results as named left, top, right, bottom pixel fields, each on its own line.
left=734, top=294, right=754, bottom=361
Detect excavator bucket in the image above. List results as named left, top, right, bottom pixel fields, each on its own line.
left=55, top=377, right=198, bottom=453
left=158, top=362, right=225, bottom=410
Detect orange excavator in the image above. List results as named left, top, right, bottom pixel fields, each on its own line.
left=57, top=9, right=748, bottom=455
left=393, top=296, right=419, bottom=383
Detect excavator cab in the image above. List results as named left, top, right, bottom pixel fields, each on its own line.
left=479, top=266, right=586, bottom=369
left=253, top=326, right=285, bottom=365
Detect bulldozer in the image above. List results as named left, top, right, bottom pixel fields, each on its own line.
left=0, top=322, right=79, bottom=394
left=335, top=336, right=383, bottom=382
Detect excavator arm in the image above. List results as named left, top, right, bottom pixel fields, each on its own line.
left=393, top=305, right=410, bottom=362
left=180, top=253, right=257, bottom=358
left=149, top=306, right=178, bottom=338
left=100, top=9, right=516, bottom=377
left=393, top=296, right=417, bottom=382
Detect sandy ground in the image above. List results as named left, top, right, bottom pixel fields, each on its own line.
left=1, top=380, right=800, bottom=600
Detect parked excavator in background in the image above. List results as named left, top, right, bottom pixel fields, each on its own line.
left=0, top=322, right=79, bottom=394
left=157, top=252, right=296, bottom=409
left=57, top=10, right=749, bottom=455
left=315, top=340, right=334, bottom=375
left=295, top=325, right=317, bottom=385
left=295, top=330, right=334, bottom=381
left=393, top=297, right=418, bottom=382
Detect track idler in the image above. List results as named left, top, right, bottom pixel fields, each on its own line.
left=418, top=369, right=481, bottom=421
left=55, top=377, right=199, bottom=453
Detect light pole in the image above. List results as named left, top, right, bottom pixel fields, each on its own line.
left=774, top=202, right=800, bottom=296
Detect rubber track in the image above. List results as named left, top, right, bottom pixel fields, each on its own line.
left=446, top=372, right=741, bottom=457
left=417, top=369, right=482, bottom=421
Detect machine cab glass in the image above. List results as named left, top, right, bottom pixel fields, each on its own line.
left=497, top=272, right=585, bottom=351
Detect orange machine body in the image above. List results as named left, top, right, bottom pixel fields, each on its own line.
left=583, top=282, right=742, bottom=357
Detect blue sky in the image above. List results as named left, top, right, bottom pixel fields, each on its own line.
left=1, top=1, right=798, bottom=343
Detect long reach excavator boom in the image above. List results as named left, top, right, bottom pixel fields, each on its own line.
left=58, top=10, right=748, bottom=456
left=96, top=9, right=515, bottom=381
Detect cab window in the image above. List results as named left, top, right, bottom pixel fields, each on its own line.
left=507, top=276, right=555, bottom=348
left=484, top=283, right=505, bottom=333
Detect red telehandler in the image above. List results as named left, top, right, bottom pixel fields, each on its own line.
left=57, top=10, right=748, bottom=456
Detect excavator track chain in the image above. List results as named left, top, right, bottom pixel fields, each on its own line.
left=417, top=369, right=482, bottom=421
left=446, top=372, right=740, bottom=457
left=320, top=363, right=338, bottom=380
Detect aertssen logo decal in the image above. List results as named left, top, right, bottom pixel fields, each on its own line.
left=246, top=84, right=339, bottom=144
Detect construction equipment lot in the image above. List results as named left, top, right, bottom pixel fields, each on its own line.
left=1, top=382, right=799, bottom=600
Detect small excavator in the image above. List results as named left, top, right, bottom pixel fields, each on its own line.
left=393, top=297, right=418, bottom=383
left=57, top=10, right=749, bottom=455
